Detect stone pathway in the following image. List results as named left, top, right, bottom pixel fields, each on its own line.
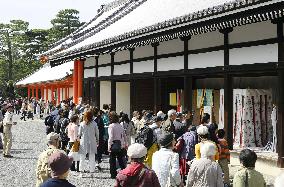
left=0, top=116, right=114, bottom=187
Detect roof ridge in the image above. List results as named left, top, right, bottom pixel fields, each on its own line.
left=103, top=0, right=130, bottom=12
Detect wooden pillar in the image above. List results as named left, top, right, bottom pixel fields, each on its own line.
left=35, top=86, right=39, bottom=100
left=129, top=48, right=135, bottom=115
left=152, top=42, right=161, bottom=113
left=221, top=27, right=234, bottom=149
left=45, top=86, right=49, bottom=102
left=181, top=36, right=192, bottom=112
left=276, top=20, right=284, bottom=167
left=64, top=86, right=68, bottom=100
left=51, top=86, right=54, bottom=104
left=184, top=76, right=193, bottom=112
left=57, top=86, right=61, bottom=105
left=94, top=56, right=100, bottom=109
left=27, top=86, right=30, bottom=99
left=41, top=86, right=44, bottom=100
left=111, top=80, right=116, bottom=112
left=73, top=60, right=79, bottom=104
left=31, top=86, right=34, bottom=98
left=110, top=52, right=116, bottom=111
left=78, top=59, right=84, bottom=102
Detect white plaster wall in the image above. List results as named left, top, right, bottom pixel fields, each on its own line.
left=98, top=54, right=111, bottom=65
left=133, top=60, right=154, bottom=73
left=114, top=63, right=130, bottom=75
left=230, top=21, right=277, bottom=44
left=84, top=68, right=96, bottom=78
left=188, top=50, right=224, bottom=69
left=84, top=57, right=95, bottom=67
left=230, top=44, right=278, bottom=65
left=157, top=56, right=184, bottom=71
left=69, top=87, right=73, bottom=98
left=134, top=45, right=153, bottom=59
left=190, top=30, right=223, bottom=50
left=98, top=66, right=111, bottom=77
left=100, top=81, right=111, bottom=110
left=114, top=50, right=129, bottom=62
left=159, top=38, right=183, bottom=55
left=116, top=82, right=130, bottom=116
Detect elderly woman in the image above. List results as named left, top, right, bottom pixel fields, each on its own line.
left=186, top=142, right=223, bottom=187
left=195, top=125, right=219, bottom=161
left=78, top=110, right=99, bottom=173
left=233, top=149, right=266, bottom=187
left=152, top=132, right=182, bottom=187
left=115, top=143, right=161, bottom=187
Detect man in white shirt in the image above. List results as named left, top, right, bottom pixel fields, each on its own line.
left=3, top=104, right=17, bottom=158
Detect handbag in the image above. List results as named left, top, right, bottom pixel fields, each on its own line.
left=71, top=140, right=80, bottom=152
left=111, top=140, right=122, bottom=153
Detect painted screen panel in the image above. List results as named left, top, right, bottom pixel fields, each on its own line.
left=114, top=63, right=130, bottom=75
left=157, top=56, right=184, bottom=71
left=133, top=60, right=154, bottom=73
left=98, top=66, right=111, bottom=77
left=188, top=50, right=224, bottom=69
left=229, top=44, right=277, bottom=65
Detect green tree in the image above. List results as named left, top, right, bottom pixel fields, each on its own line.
left=48, top=9, right=83, bottom=44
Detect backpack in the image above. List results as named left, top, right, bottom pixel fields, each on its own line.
left=44, top=115, right=54, bottom=127
left=182, top=131, right=197, bottom=160
left=135, top=126, right=153, bottom=149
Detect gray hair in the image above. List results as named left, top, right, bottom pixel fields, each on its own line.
left=200, top=142, right=216, bottom=158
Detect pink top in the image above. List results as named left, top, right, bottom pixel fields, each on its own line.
left=67, top=122, right=79, bottom=142
left=108, top=123, right=128, bottom=150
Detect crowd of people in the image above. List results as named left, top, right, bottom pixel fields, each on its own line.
left=1, top=97, right=284, bottom=187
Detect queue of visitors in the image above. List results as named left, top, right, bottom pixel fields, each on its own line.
left=0, top=97, right=283, bottom=187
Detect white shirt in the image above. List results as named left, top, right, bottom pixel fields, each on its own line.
left=3, top=111, right=14, bottom=125
left=152, top=148, right=181, bottom=187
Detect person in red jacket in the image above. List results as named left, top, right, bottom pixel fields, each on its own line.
left=115, top=143, right=161, bottom=187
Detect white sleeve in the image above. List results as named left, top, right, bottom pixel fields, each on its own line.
left=170, top=153, right=182, bottom=185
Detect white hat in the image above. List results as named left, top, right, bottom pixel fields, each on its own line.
left=157, top=111, right=166, bottom=119
left=200, top=142, right=216, bottom=158
left=127, top=143, right=147, bottom=159
left=197, top=125, right=209, bottom=135
left=167, top=109, right=176, bottom=117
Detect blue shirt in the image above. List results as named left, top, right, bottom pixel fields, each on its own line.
left=40, top=178, right=76, bottom=187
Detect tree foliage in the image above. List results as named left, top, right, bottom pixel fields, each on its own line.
left=0, top=9, right=83, bottom=98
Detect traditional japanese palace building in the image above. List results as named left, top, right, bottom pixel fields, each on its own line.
left=18, top=0, right=284, bottom=171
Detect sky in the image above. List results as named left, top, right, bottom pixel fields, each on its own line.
left=0, top=0, right=113, bottom=29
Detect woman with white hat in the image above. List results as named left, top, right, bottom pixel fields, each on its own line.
left=115, top=143, right=160, bottom=187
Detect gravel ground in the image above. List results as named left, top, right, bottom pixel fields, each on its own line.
left=0, top=115, right=115, bottom=187
left=0, top=115, right=277, bottom=187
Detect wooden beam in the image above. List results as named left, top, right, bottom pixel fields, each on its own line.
left=111, top=52, right=115, bottom=76
left=73, top=60, right=79, bottom=104
left=184, top=76, right=193, bottom=112
left=129, top=48, right=135, bottom=116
